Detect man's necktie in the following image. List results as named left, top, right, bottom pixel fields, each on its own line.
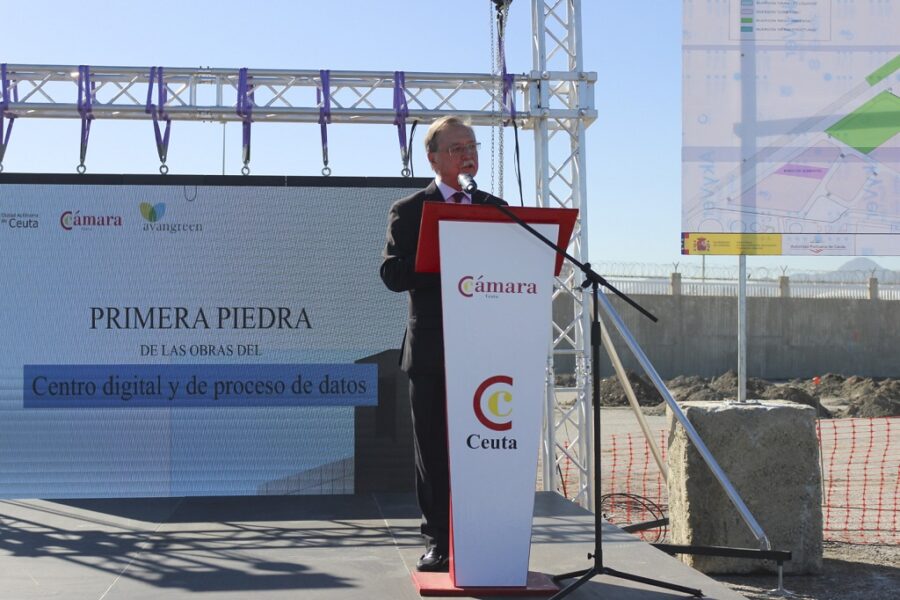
left=451, top=191, right=465, bottom=203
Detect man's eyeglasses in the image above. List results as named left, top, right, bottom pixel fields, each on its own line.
left=444, top=142, right=481, bottom=157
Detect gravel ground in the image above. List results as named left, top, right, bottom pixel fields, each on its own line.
left=714, top=542, right=899, bottom=600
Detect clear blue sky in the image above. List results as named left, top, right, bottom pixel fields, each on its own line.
left=2, top=1, right=897, bottom=273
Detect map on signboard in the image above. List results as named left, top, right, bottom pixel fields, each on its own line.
left=682, top=0, right=900, bottom=255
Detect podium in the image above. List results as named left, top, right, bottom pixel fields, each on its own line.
left=412, top=203, right=577, bottom=595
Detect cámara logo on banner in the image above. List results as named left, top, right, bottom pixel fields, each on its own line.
left=60, top=210, right=123, bottom=231
left=467, top=375, right=517, bottom=450
left=457, top=275, right=537, bottom=299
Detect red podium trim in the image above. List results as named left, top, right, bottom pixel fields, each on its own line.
left=414, top=203, right=578, bottom=276
left=411, top=571, right=559, bottom=596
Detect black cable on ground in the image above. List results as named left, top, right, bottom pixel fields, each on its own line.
left=600, top=492, right=669, bottom=543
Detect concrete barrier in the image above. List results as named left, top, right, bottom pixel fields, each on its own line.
left=667, top=400, right=823, bottom=574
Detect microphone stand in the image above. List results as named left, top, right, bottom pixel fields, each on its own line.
left=479, top=198, right=703, bottom=599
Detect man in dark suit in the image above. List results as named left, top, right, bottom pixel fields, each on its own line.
left=380, top=116, right=506, bottom=572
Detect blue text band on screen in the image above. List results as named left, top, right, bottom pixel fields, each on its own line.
left=23, top=364, right=377, bottom=408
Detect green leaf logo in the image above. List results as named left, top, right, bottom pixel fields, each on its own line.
left=139, top=202, right=166, bottom=223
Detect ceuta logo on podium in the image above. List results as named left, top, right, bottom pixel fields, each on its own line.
left=467, top=375, right=518, bottom=450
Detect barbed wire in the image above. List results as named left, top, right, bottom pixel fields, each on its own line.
left=595, top=261, right=900, bottom=284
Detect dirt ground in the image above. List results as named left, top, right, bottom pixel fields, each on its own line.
left=714, top=541, right=899, bottom=600
left=554, top=373, right=900, bottom=600
left=593, top=370, right=900, bottom=418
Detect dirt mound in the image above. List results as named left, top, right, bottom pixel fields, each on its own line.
left=761, top=385, right=833, bottom=417
left=843, top=376, right=879, bottom=400
left=709, top=370, right=770, bottom=397
left=803, top=373, right=847, bottom=397
left=878, top=379, right=900, bottom=398
left=792, top=373, right=899, bottom=416
left=573, top=370, right=899, bottom=418
left=598, top=371, right=662, bottom=406
left=666, top=375, right=714, bottom=402
left=667, top=375, right=707, bottom=388
left=832, top=377, right=900, bottom=416
left=677, top=386, right=729, bottom=402
left=842, top=394, right=900, bottom=418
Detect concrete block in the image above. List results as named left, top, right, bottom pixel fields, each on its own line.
left=667, top=401, right=823, bottom=574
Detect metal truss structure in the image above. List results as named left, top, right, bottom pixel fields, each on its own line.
left=0, top=1, right=596, bottom=504
left=530, top=0, right=595, bottom=507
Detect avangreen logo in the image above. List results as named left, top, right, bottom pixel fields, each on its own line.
left=139, top=202, right=166, bottom=222
left=138, top=202, right=203, bottom=234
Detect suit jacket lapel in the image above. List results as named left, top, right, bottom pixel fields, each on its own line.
left=422, top=180, right=443, bottom=203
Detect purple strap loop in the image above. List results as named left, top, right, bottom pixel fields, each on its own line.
left=237, top=68, right=254, bottom=169
left=0, top=63, right=18, bottom=165
left=496, top=24, right=516, bottom=124
left=317, top=69, right=331, bottom=172
left=393, top=71, right=410, bottom=173
left=77, top=65, right=95, bottom=169
left=145, top=67, right=172, bottom=165
left=498, top=22, right=508, bottom=76
left=502, top=73, right=516, bottom=122
left=77, top=65, right=94, bottom=119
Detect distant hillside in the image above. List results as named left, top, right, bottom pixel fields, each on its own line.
left=793, top=258, right=900, bottom=283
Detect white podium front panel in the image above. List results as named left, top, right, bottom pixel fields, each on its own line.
left=439, top=220, right=557, bottom=587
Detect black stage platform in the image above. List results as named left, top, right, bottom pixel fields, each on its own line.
left=0, top=492, right=745, bottom=599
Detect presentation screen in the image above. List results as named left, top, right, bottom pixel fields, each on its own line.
left=0, top=174, right=423, bottom=499
left=683, top=0, right=900, bottom=255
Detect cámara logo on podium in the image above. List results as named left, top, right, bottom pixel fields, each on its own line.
left=457, top=275, right=537, bottom=299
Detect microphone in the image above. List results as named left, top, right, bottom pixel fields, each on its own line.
left=458, top=173, right=477, bottom=194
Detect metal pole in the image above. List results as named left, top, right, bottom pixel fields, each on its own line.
left=595, top=290, right=771, bottom=550
left=221, top=122, right=226, bottom=175
left=600, top=319, right=667, bottom=478
left=738, top=255, right=747, bottom=403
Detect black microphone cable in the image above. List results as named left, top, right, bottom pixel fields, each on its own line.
left=512, top=117, right=523, bottom=206
left=406, top=119, right=419, bottom=177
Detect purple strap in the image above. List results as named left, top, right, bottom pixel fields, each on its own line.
left=497, top=26, right=516, bottom=122
left=0, top=64, right=8, bottom=112
left=498, top=23, right=508, bottom=77
left=393, top=71, right=410, bottom=172
left=502, top=73, right=516, bottom=122
left=317, top=69, right=331, bottom=170
left=145, top=67, right=172, bottom=164
left=0, top=63, right=17, bottom=164
left=77, top=65, right=95, bottom=167
left=237, top=68, right=254, bottom=167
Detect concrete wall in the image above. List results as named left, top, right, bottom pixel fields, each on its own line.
left=553, top=295, right=900, bottom=379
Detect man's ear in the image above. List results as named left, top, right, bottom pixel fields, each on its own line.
left=427, top=151, right=435, bottom=166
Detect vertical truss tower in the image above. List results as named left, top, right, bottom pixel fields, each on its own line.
left=0, top=0, right=596, bottom=503
left=532, top=0, right=594, bottom=506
